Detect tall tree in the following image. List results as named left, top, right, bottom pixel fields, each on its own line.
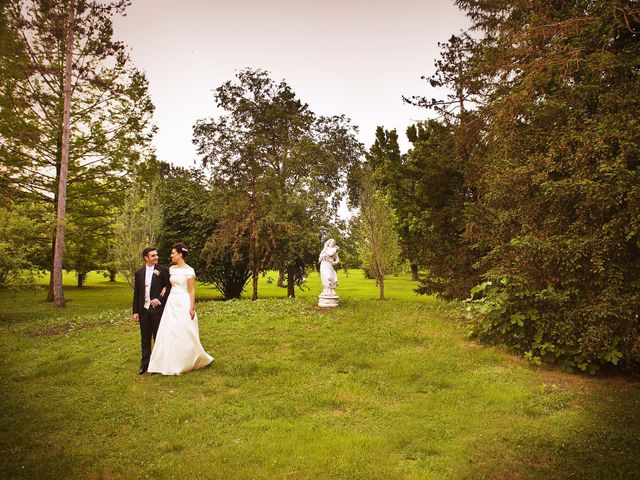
left=0, top=0, right=155, bottom=303
left=50, top=0, right=74, bottom=306
left=457, top=0, right=640, bottom=372
left=366, top=126, right=422, bottom=280
left=406, top=119, right=480, bottom=299
left=355, top=168, right=400, bottom=300
left=193, top=68, right=362, bottom=300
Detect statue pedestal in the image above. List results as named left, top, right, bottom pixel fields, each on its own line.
left=318, top=293, right=339, bottom=308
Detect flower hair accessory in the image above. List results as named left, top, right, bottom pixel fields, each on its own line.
left=181, top=248, right=188, bottom=253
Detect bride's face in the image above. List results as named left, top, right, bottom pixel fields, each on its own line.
left=170, top=248, right=181, bottom=264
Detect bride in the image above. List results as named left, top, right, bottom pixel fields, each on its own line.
left=148, top=243, right=213, bottom=375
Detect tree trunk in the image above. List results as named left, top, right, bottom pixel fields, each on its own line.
left=410, top=263, right=419, bottom=281
left=77, top=272, right=84, bottom=288
left=109, top=269, right=116, bottom=282
left=379, top=276, right=385, bottom=300
left=286, top=264, right=295, bottom=298
left=277, top=268, right=285, bottom=288
left=47, top=123, right=63, bottom=302
left=458, top=56, right=464, bottom=114
left=251, top=271, right=258, bottom=301
left=51, top=0, right=75, bottom=307
left=249, top=189, right=260, bottom=301
left=46, top=235, right=56, bottom=301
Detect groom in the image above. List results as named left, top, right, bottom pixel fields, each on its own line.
left=132, top=247, right=171, bottom=374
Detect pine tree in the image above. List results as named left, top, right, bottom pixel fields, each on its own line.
left=0, top=0, right=155, bottom=304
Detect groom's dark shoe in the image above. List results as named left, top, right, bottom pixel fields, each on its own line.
left=138, top=367, right=147, bottom=375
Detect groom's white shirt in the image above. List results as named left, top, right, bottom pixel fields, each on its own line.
left=144, top=265, right=154, bottom=309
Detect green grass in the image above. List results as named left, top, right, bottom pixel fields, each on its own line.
left=1, top=270, right=639, bottom=479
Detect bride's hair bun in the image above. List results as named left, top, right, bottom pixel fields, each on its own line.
left=172, top=242, right=189, bottom=258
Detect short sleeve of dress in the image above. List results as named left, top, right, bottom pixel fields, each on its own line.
left=186, top=266, right=196, bottom=279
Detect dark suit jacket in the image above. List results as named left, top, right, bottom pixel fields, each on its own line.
left=132, top=264, right=171, bottom=315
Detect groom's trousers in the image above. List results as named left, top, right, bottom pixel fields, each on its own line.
left=139, top=307, right=162, bottom=371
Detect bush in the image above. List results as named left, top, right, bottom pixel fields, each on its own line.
left=199, top=255, right=251, bottom=300
left=0, top=208, right=39, bottom=289
left=465, top=276, right=637, bottom=374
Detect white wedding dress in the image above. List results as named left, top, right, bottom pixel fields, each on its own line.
left=147, top=265, right=213, bottom=375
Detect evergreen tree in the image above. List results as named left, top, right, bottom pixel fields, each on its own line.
left=0, top=0, right=155, bottom=303
left=406, top=120, right=480, bottom=299
left=456, top=0, right=640, bottom=372
left=366, top=127, right=422, bottom=279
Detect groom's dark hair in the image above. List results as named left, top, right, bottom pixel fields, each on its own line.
left=142, top=247, right=157, bottom=259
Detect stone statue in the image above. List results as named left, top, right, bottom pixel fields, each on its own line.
left=318, top=239, right=339, bottom=308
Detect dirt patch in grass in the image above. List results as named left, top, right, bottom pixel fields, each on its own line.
left=38, top=320, right=117, bottom=337
left=531, top=365, right=609, bottom=395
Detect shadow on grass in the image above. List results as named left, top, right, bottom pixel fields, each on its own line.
left=1, top=356, right=99, bottom=478
left=466, top=371, right=640, bottom=479
left=534, top=376, right=640, bottom=480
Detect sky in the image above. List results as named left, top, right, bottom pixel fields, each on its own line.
left=112, top=0, right=470, bottom=168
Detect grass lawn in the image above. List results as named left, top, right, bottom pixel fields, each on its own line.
left=1, top=270, right=639, bottom=479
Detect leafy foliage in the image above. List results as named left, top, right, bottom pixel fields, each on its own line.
left=112, top=179, right=163, bottom=288
left=363, top=120, right=481, bottom=299
left=193, top=68, right=363, bottom=300
left=406, top=120, right=481, bottom=299
left=154, top=164, right=251, bottom=300
left=449, top=0, right=640, bottom=372
left=0, top=204, right=42, bottom=288
left=364, top=127, right=420, bottom=276
left=354, top=167, right=400, bottom=299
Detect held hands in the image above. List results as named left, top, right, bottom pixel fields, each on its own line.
left=190, top=307, right=195, bottom=320
left=132, top=313, right=139, bottom=322
left=150, top=287, right=167, bottom=309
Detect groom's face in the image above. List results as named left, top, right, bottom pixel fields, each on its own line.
left=144, top=250, right=159, bottom=266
